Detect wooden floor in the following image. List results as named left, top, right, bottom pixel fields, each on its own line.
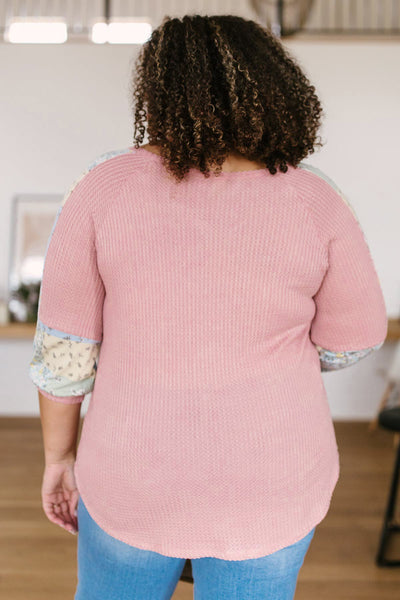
left=1, top=418, right=400, bottom=599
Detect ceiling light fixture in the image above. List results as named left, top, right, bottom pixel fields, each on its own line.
left=92, top=0, right=152, bottom=45
left=6, top=17, right=67, bottom=44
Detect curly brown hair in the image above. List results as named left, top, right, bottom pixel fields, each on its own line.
left=129, top=14, right=324, bottom=183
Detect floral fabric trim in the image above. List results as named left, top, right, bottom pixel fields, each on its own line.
left=29, top=320, right=101, bottom=398
left=314, top=342, right=384, bottom=371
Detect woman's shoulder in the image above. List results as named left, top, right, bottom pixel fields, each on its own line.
left=60, top=146, right=142, bottom=213
left=291, top=161, right=360, bottom=227
left=85, top=146, right=136, bottom=172
left=295, top=161, right=342, bottom=192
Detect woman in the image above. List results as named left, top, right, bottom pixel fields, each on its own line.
left=29, top=14, right=387, bottom=600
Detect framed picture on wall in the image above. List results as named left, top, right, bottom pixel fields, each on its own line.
left=8, top=194, right=61, bottom=323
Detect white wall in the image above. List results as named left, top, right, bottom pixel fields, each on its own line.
left=0, top=38, right=399, bottom=417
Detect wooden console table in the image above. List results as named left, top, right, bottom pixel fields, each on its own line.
left=1, top=319, right=400, bottom=340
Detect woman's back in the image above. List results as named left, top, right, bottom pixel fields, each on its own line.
left=29, top=145, right=387, bottom=560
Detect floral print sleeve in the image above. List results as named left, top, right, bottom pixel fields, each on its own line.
left=314, top=342, right=384, bottom=372
left=28, top=152, right=110, bottom=405
left=29, top=321, right=101, bottom=403
left=299, top=164, right=387, bottom=353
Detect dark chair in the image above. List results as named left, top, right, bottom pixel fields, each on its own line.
left=180, top=559, right=193, bottom=583
left=376, top=407, right=400, bottom=567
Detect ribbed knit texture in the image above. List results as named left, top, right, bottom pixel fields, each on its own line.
left=33, top=146, right=387, bottom=559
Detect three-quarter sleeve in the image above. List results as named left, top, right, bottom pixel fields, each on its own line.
left=304, top=167, right=388, bottom=353
left=29, top=166, right=105, bottom=404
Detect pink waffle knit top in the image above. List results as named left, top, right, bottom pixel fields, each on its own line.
left=29, top=146, right=388, bottom=560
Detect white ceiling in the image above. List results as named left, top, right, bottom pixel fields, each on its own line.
left=1, top=0, right=399, bottom=36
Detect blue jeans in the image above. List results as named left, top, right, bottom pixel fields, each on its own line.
left=74, top=494, right=316, bottom=600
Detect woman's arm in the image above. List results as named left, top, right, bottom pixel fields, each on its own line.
left=27, top=161, right=105, bottom=535
left=302, top=165, right=387, bottom=354
left=38, top=391, right=81, bottom=464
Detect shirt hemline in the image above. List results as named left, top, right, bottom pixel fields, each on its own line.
left=73, top=457, right=340, bottom=561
